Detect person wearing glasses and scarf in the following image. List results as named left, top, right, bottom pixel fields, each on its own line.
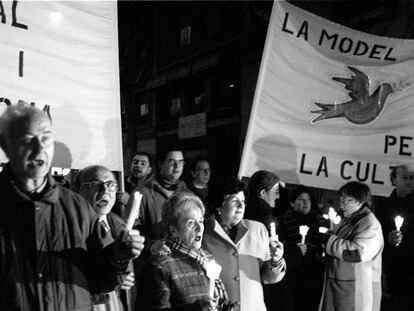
left=74, top=165, right=136, bottom=311
left=318, top=181, right=383, bottom=311
left=142, top=192, right=233, bottom=311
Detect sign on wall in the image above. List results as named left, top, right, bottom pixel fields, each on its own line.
left=0, top=1, right=122, bottom=171
left=239, top=0, right=414, bottom=196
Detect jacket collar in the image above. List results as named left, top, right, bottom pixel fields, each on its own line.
left=0, top=164, right=60, bottom=204
left=207, top=216, right=249, bottom=246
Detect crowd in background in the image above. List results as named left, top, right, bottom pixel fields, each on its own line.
left=1, top=104, right=413, bottom=311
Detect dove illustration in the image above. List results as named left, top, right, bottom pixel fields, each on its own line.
left=312, top=66, right=394, bottom=124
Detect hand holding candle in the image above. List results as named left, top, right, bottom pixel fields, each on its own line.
left=299, top=225, right=309, bottom=244
left=206, top=260, right=222, bottom=298
left=125, top=192, right=143, bottom=231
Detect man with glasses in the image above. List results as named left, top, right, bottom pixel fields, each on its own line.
left=126, top=146, right=189, bottom=242
left=188, top=157, right=212, bottom=215
left=75, top=165, right=136, bottom=311
left=0, top=105, right=144, bottom=310
left=126, top=146, right=189, bottom=310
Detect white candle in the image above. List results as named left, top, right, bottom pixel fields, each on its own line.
left=125, top=192, right=143, bottom=231
left=269, top=221, right=279, bottom=242
left=319, top=227, right=328, bottom=233
left=395, top=216, right=404, bottom=231
left=299, top=225, right=309, bottom=244
left=206, top=260, right=222, bottom=298
left=328, top=208, right=337, bottom=230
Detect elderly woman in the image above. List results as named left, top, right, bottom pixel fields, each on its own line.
left=203, top=177, right=286, bottom=311
left=319, top=181, right=383, bottom=311
left=277, top=185, right=325, bottom=311
left=142, top=192, right=233, bottom=311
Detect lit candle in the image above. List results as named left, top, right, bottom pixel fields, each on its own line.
left=328, top=207, right=337, bottom=230
left=206, top=260, right=222, bottom=298
left=125, top=192, right=143, bottom=231
left=269, top=221, right=279, bottom=242
left=299, top=225, right=309, bottom=244
left=319, top=227, right=328, bottom=233
left=333, top=215, right=341, bottom=225
left=395, top=216, right=404, bottom=231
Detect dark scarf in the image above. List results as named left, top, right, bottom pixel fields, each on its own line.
left=245, top=197, right=275, bottom=229
left=158, top=177, right=182, bottom=191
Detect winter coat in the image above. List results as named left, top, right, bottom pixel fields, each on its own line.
left=203, top=216, right=285, bottom=311
left=0, top=165, right=127, bottom=311
left=320, top=206, right=383, bottom=311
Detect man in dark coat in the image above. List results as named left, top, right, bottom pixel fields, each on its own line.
left=0, top=105, right=145, bottom=310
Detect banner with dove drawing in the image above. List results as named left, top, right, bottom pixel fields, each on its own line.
left=239, top=0, right=414, bottom=196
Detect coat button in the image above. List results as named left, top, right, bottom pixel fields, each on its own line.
left=234, top=276, right=240, bottom=281
left=232, top=252, right=238, bottom=257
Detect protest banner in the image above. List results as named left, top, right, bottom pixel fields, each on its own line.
left=0, top=1, right=122, bottom=172
left=239, top=0, right=414, bottom=196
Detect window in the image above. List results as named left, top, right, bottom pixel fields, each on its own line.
left=180, top=25, right=191, bottom=47
left=140, top=103, right=149, bottom=116
left=170, top=97, right=182, bottom=115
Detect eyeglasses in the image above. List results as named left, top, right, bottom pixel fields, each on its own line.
left=196, top=168, right=211, bottom=174
left=339, top=197, right=355, bottom=205
left=81, top=180, right=118, bottom=192
left=166, top=159, right=185, bottom=168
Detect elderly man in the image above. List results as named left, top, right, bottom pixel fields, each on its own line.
left=0, top=105, right=144, bottom=310
left=126, top=146, right=188, bottom=242
left=75, top=165, right=136, bottom=310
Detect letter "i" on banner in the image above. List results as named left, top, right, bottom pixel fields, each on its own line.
left=19, top=51, right=23, bottom=77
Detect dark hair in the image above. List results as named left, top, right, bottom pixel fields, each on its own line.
left=247, top=170, right=279, bottom=199
left=134, top=151, right=153, bottom=167
left=289, top=185, right=311, bottom=203
left=210, top=176, right=246, bottom=208
left=390, top=165, right=409, bottom=186
left=157, top=144, right=183, bottom=163
left=338, top=181, right=371, bottom=205
left=190, top=157, right=210, bottom=173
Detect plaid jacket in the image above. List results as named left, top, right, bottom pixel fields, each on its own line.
left=142, top=250, right=230, bottom=310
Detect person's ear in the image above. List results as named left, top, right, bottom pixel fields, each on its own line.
left=259, top=189, right=266, bottom=199
left=148, top=166, right=152, bottom=174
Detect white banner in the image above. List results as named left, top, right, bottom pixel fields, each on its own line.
left=239, top=1, right=414, bottom=196
left=0, top=1, right=122, bottom=171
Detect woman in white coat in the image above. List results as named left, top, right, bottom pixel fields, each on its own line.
left=203, top=177, right=286, bottom=311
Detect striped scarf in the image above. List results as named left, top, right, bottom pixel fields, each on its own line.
left=166, top=238, right=230, bottom=307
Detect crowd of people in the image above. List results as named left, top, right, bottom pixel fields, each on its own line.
left=0, top=104, right=412, bottom=311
